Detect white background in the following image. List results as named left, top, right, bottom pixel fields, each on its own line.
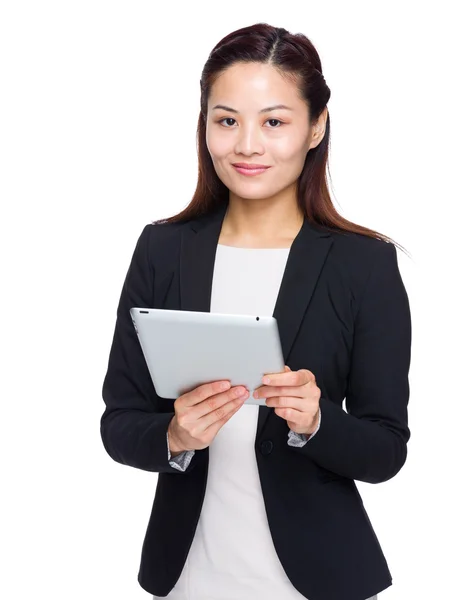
left=1, top=1, right=468, bottom=599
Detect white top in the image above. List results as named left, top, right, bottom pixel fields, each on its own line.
left=154, top=244, right=377, bottom=600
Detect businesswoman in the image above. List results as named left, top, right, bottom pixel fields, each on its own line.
left=101, top=23, right=411, bottom=600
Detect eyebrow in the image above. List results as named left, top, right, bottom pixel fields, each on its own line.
left=211, top=104, right=293, bottom=114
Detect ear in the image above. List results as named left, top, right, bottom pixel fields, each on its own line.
left=308, top=106, right=328, bottom=150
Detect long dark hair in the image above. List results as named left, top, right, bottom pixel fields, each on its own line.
left=153, top=23, right=408, bottom=256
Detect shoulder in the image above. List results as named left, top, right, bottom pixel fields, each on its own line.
left=135, top=215, right=196, bottom=250
left=323, top=230, right=399, bottom=314
left=327, top=229, right=397, bottom=276
left=144, top=219, right=187, bottom=246
left=137, top=220, right=191, bottom=279
left=144, top=207, right=221, bottom=249
left=328, top=228, right=394, bottom=254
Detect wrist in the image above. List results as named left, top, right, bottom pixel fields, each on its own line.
left=168, top=419, right=185, bottom=457
left=307, top=409, right=321, bottom=436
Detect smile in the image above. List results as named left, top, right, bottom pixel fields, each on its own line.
left=232, top=165, right=271, bottom=176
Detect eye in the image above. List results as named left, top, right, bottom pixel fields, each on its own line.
left=217, top=117, right=284, bottom=128
left=265, top=119, right=283, bottom=128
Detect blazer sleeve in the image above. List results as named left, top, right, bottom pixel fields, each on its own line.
left=100, top=224, right=198, bottom=475
left=288, top=241, right=412, bottom=484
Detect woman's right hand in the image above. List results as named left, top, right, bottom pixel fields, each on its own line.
left=168, top=380, right=250, bottom=454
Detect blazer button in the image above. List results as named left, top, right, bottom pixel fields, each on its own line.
left=260, top=440, right=273, bottom=455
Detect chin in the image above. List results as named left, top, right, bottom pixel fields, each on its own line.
left=230, top=188, right=273, bottom=201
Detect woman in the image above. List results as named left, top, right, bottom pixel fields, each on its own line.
left=101, top=23, right=411, bottom=600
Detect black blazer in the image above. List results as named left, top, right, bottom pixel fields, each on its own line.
left=101, top=199, right=412, bottom=600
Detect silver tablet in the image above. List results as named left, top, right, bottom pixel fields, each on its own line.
left=129, top=307, right=285, bottom=406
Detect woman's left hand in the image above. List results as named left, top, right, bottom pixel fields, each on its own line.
left=253, top=366, right=321, bottom=436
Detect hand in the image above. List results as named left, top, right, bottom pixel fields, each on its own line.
left=168, top=380, right=250, bottom=453
left=253, top=366, right=321, bottom=436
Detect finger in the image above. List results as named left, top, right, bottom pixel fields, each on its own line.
left=273, top=406, right=308, bottom=424
left=263, top=365, right=290, bottom=383
left=184, top=380, right=232, bottom=406
left=262, top=368, right=313, bottom=386
left=265, top=395, right=309, bottom=411
left=199, top=386, right=248, bottom=419
left=254, top=384, right=305, bottom=399
left=255, top=380, right=309, bottom=399
left=254, top=365, right=289, bottom=396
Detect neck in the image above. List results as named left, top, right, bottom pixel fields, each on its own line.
left=220, top=196, right=304, bottom=246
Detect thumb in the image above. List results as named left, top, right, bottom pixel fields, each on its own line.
left=284, top=365, right=291, bottom=371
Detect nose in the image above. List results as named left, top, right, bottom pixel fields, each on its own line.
left=234, top=124, right=265, bottom=156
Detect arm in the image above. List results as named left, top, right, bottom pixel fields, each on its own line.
left=288, top=242, right=411, bottom=484
left=100, top=224, right=198, bottom=475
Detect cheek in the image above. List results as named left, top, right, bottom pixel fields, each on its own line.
left=273, top=135, right=308, bottom=160
left=273, top=141, right=311, bottom=176
left=206, top=130, right=231, bottom=162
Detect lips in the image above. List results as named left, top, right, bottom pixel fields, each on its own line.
left=232, top=163, right=271, bottom=177
left=232, top=163, right=270, bottom=169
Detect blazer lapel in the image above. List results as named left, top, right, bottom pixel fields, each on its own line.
left=179, top=199, right=333, bottom=440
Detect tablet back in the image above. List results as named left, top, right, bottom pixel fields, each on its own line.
left=129, top=307, right=285, bottom=405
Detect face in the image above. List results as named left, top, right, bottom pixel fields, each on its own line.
left=206, top=62, right=327, bottom=204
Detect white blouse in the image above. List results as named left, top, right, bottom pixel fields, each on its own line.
left=154, top=244, right=378, bottom=600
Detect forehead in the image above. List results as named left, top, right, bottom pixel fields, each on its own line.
left=209, top=62, right=302, bottom=109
